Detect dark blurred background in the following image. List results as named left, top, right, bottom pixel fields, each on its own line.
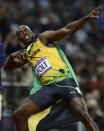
left=0, top=0, right=104, bottom=131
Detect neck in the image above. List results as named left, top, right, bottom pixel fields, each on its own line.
left=25, top=34, right=37, bottom=47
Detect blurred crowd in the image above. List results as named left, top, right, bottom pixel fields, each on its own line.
left=0, top=0, right=104, bottom=131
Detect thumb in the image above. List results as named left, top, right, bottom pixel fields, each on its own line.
left=91, top=15, right=99, bottom=19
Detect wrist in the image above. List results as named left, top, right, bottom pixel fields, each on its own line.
left=10, top=52, right=18, bottom=59
left=84, top=15, right=90, bottom=21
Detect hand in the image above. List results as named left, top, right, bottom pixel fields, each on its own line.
left=11, top=50, right=26, bottom=59
left=17, top=50, right=26, bottom=60
left=86, top=7, right=101, bottom=19
left=11, top=50, right=26, bottom=63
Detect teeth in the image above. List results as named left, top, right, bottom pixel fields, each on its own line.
left=25, top=36, right=29, bottom=39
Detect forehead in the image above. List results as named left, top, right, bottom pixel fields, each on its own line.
left=18, top=26, right=31, bottom=32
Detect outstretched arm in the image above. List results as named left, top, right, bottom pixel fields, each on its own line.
left=3, top=50, right=27, bottom=70
left=40, top=7, right=101, bottom=41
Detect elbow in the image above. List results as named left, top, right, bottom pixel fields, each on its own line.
left=62, top=27, right=72, bottom=35
left=3, top=55, right=14, bottom=70
left=3, top=64, right=9, bottom=70
left=3, top=63, right=12, bottom=71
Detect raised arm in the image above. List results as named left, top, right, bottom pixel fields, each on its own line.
left=3, top=50, right=27, bottom=70
left=40, top=7, right=101, bottom=41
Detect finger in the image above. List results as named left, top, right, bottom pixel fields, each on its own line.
left=14, top=58, right=20, bottom=63
left=93, top=10, right=100, bottom=16
left=20, top=49, right=25, bottom=52
left=91, top=16, right=99, bottom=19
left=17, top=52, right=23, bottom=58
left=94, top=6, right=102, bottom=12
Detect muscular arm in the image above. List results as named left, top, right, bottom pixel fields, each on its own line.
left=40, top=16, right=89, bottom=41
left=40, top=7, right=101, bottom=41
left=3, top=50, right=27, bottom=70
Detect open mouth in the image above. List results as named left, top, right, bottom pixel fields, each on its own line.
left=25, top=36, right=29, bottom=40
left=23, top=36, right=30, bottom=42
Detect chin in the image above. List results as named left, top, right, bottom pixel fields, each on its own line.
left=24, top=41, right=30, bottom=47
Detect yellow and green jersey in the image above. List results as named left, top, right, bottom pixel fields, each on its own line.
left=26, top=36, right=71, bottom=85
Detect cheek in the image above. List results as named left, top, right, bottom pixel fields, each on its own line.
left=17, top=37, right=21, bottom=41
left=27, top=31, right=31, bottom=36
left=17, top=36, right=23, bottom=41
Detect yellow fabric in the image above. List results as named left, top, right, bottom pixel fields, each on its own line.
left=26, top=38, right=70, bottom=85
left=28, top=107, right=51, bottom=131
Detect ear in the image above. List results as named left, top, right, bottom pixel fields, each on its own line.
left=16, top=37, right=20, bottom=41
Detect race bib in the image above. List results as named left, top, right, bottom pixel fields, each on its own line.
left=35, top=57, right=52, bottom=76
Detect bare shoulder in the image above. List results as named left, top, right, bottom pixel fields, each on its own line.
left=39, top=30, right=55, bottom=41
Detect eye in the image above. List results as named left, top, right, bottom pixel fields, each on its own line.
left=24, top=28, right=27, bottom=32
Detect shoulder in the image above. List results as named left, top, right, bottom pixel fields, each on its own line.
left=39, top=31, right=55, bottom=46
left=39, top=30, right=55, bottom=41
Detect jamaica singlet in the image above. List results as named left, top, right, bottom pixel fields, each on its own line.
left=25, top=35, right=72, bottom=85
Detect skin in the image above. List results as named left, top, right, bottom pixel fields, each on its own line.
left=3, top=7, right=101, bottom=131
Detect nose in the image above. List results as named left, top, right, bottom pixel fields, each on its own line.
left=20, top=31, right=26, bottom=38
left=22, top=31, right=26, bottom=35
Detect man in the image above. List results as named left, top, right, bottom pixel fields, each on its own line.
left=4, top=7, right=101, bottom=131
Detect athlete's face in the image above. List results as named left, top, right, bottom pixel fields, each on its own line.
left=16, top=25, right=33, bottom=45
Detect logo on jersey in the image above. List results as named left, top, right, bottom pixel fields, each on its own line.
left=33, top=48, right=40, bottom=56
left=35, top=57, right=52, bottom=76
